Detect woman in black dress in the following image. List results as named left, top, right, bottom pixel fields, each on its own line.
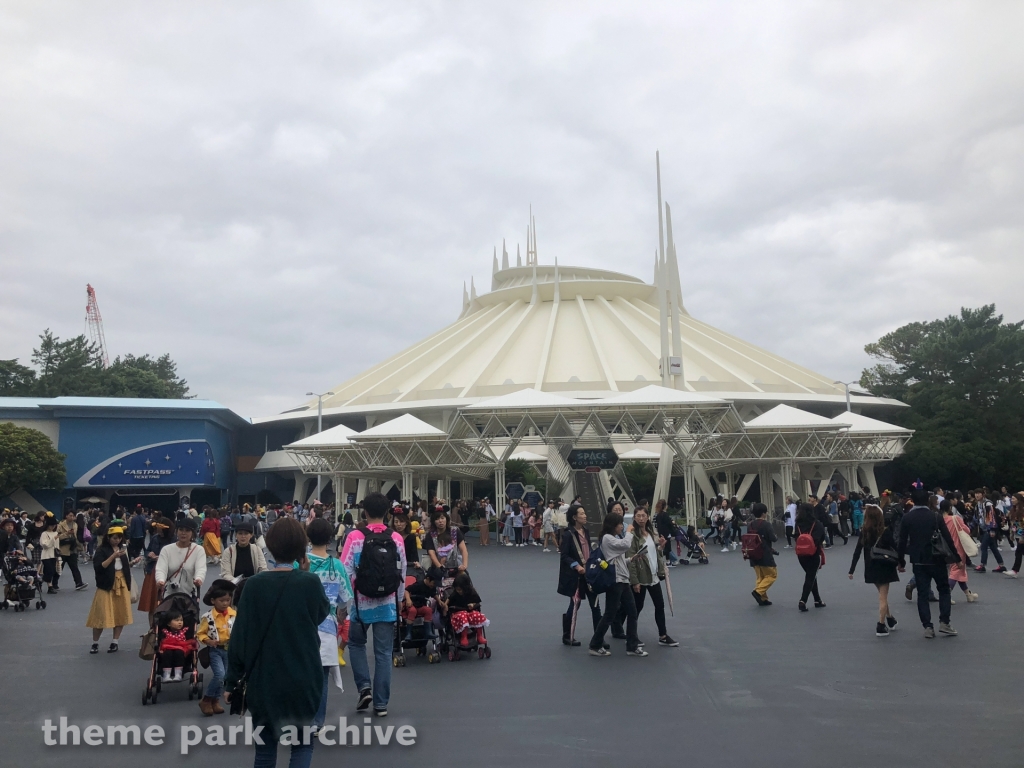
left=848, top=504, right=900, bottom=637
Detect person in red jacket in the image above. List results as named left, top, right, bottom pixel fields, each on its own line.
left=157, top=610, right=196, bottom=682
left=200, top=510, right=222, bottom=565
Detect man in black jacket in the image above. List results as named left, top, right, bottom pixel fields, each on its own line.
left=654, top=504, right=678, bottom=567
left=897, top=486, right=961, bottom=638
left=746, top=503, right=778, bottom=606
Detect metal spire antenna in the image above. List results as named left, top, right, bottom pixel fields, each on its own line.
left=526, top=205, right=538, bottom=265
left=85, top=284, right=110, bottom=368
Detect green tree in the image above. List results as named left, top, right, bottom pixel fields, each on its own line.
left=621, top=460, right=657, bottom=502
left=860, top=305, right=1024, bottom=490
left=2, top=330, right=192, bottom=399
left=0, top=359, right=37, bottom=396
left=0, top=423, right=66, bottom=497
left=504, top=458, right=546, bottom=497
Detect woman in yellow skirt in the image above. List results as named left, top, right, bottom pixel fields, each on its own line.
left=86, top=523, right=133, bottom=654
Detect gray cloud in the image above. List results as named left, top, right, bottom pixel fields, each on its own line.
left=2, top=2, right=1022, bottom=416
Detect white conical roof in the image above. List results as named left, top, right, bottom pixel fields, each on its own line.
left=286, top=423, right=358, bottom=448
left=355, top=413, right=445, bottom=439
left=830, top=411, right=910, bottom=433
left=302, top=264, right=849, bottom=413
left=745, top=404, right=838, bottom=429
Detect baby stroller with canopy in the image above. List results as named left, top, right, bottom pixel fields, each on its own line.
left=142, top=590, right=203, bottom=705
left=393, top=574, right=441, bottom=666
left=1, top=550, right=46, bottom=611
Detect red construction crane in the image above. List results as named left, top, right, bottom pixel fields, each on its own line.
left=85, top=284, right=110, bottom=368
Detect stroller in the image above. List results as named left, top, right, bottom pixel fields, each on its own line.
left=436, top=569, right=491, bottom=662
left=1, top=550, right=46, bottom=611
left=392, top=575, right=441, bottom=666
left=676, top=527, right=710, bottom=565
left=142, top=590, right=203, bottom=705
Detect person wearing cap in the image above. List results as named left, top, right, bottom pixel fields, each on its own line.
left=0, top=515, right=23, bottom=555
left=197, top=579, right=237, bottom=716
left=57, top=509, right=87, bottom=590
left=220, top=519, right=268, bottom=581
left=155, top=517, right=207, bottom=597
left=86, top=523, right=133, bottom=653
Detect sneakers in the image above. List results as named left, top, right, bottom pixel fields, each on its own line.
left=356, top=689, right=372, bottom=711
left=924, top=626, right=935, bottom=639
left=542, top=548, right=550, bottom=552
left=172, top=667, right=183, bottom=681
left=938, top=623, right=958, bottom=636
left=588, top=647, right=611, bottom=657
left=876, top=622, right=889, bottom=637
left=626, top=648, right=650, bottom=657
left=886, top=615, right=898, bottom=630
left=798, top=601, right=808, bottom=612
left=161, top=668, right=172, bottom=683
left=75, top=582, right=89, bottom=591
left=783, top=544, right=791, bottom=549
left=374, top=709, right=388, bottom=717
left=1004, top=570, right=1018, bottom=578
left=107, top=642, right=118, bottom=653
left=751, top=590, right=764, bottom=606
left=966, top=590, right=979, bottom=602
left=905, top=584, right=914, bottom=600
left=89, top=642, right=99, bottom=654
left=974, top=565, right=986, bottom=573
left=731, top=542, right=738, bottom=551
left=721, top=547, right=729, bottom=553
left=993, top=566, right=1007, bottom=573
left=658, top=635, right=679, bottom=647
left=814, top=601, right=826, bottom=608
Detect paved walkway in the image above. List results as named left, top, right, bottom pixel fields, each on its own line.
left=4, top=541, right=1020, bottom=767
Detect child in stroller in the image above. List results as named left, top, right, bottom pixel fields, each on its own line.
left=676, top=526, right=710, bottom=564
left=394, top=567, right=441, bottom=665
left=143, top=591, right=203, bottom=705
left=438, top=572, right=491, bottom=661
left=2, top=549, right=46, bottom=611
left=157, top=610, right=196, bottom=682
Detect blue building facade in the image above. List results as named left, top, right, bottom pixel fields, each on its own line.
left=0, top=398, right=250, bottom=513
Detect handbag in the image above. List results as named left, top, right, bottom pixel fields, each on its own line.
left=957, top=528, right=979, bottom=558
left=927, top=513, right=960, bottom=565
left=869, top=528, right=900, bottom=565
left=139, top=630, right=157, bottom=660
left=130, top=577, right=140, bottom=604
left=230, top=572, right=291, bottom=716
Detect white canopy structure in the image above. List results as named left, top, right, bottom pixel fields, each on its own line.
left=259, top=155, right=911, bottom=519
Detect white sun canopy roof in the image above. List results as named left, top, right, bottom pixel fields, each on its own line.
left=355, top=413, right=446, bottom=439
left=595, top=385, right=725, bottom=406
left=465, top=388, right=580, bottom=410
left=744, top=404, right=839, bottom=430
left=287, top=423, right=358, bottom=448
left=829, top=411, right=911, bottom=433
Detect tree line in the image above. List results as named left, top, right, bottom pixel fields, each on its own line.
left=0, top=330, right=191, bottom=399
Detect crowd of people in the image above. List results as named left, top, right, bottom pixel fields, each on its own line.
left=4, top=479, right=1024, bottom=765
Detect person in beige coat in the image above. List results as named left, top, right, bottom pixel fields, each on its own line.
left=219, top=521, right=268, bottom=580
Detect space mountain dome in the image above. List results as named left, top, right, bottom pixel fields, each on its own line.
left=254, top=157, right=909, bottom=519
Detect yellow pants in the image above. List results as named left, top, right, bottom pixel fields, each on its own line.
left=754, top=566, right=777, bottom=597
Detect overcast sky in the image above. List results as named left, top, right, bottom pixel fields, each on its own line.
left=3, top=2, right=1023, bottom=418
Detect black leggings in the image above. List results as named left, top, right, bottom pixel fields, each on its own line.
left=1013, top=541, right=1024, bottom=573
left=631, top=583, right=667, bottom=636
left=785, top=526, right=794, bottom=546
left=513, top=527, right=523, bottom=545
left=160, top=649, right=185, bottom=669
left=42, top=558, right=59, bottom=587
left=798, top=554, right=822, bottom=604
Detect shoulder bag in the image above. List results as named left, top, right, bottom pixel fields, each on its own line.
left=230, top=572, right=292, bottom=716
left=869, top=527, right=900, bottom=565
left=957, top=526, right=979, bottom=558
left=927, top=513, right=960, bottom=565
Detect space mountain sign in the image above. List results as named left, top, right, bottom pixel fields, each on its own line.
left=74, top=440, right=216, bottom=488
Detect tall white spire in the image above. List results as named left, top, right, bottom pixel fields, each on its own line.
left=665, top=203, right=683, bottom=389
left=516, top=244, right=522, bottom=267
left=470, top=276, right=477, bottom=302
left=492, top=247, right=499, bottom=288
left=526, top=206, right=538, bottom=266
left=501, top=240, right=509, bottom=270
left=656, top=152, right=670, bottom=386
left=553, top=257, right=561, bottom=304
left=462, top=281, right=469, bottom=315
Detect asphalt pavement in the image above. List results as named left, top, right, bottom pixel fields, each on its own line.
left=2, top=538, right=1020, bottom=768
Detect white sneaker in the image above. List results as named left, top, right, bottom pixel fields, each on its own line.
left=1005, top=570, right=1018, bottom=578
left=783, top=544, right=791, bottom=548
left=721, top=547, right=729, bottom=553
left=966, top=591, right=979, bottom=602
left=161, top=669, right=172, bottom=683
left=542, top=548, right=550, bottom=552
left=172, top=668, right=183, bottom=682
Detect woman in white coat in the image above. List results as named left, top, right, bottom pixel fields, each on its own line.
left=155, top=518, right=207, bottom=597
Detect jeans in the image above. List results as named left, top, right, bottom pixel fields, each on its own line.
left=912, top=564, right=951, bottom=627
left=798, top=555, right=822, bottom=603
left=205, top=646, right=229, bottom=698
left=980, top=529, right=1004, bottom=566
left=60, top=552, right=84, bottom=586
left=348, top=620, right=395, bottom=711
left=253, top=733, right=314, bottom=768
left=314, top=667, right=330, bottom=728
left=591, top=582, right=638, bottom=651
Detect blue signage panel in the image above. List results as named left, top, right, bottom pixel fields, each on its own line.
left=81, top=440, right=216, bottom=487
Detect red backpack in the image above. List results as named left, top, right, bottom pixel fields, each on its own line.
left=741, top=531, right=764, bottom=561
left=795, top=524, right=817, bottom=556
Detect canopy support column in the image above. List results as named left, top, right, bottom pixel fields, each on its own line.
left=683, top=462, right=699, bottom=529
left=401, top=470, right=414, bottom=504
left=494, top=466, right=506, bottom=523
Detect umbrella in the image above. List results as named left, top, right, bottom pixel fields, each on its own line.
left=664, top=570, right=674, bottom=617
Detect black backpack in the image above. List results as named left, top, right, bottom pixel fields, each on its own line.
left=355, top=529, right=402, bottom=599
